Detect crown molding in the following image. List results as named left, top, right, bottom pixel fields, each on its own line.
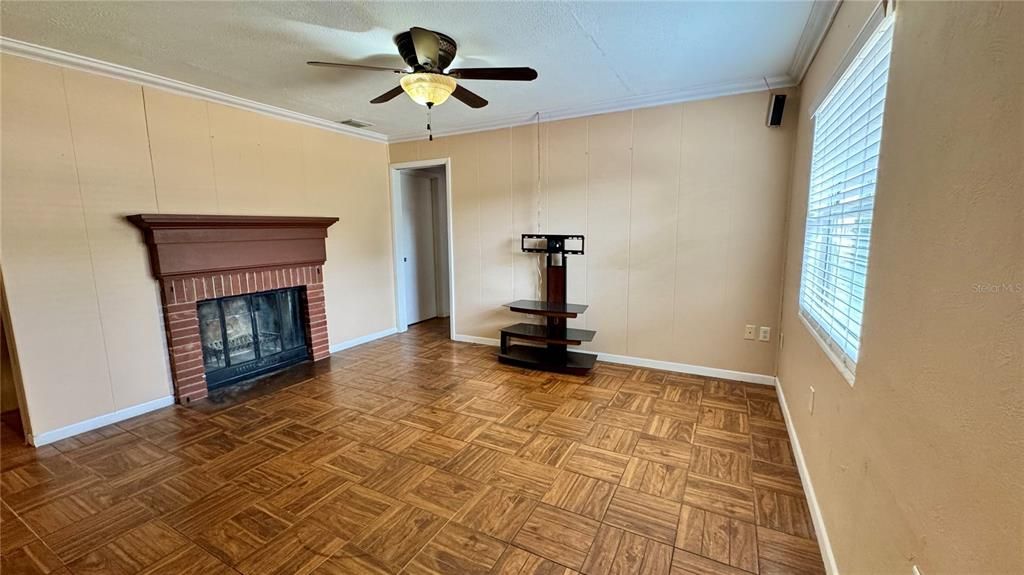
left=2, top=31, right=815, bottom=145
left=0, top=37, right=389, bottom=144
left=388, top=73, right=797, bottom=143
left=788, top=0, right=842, bottom=83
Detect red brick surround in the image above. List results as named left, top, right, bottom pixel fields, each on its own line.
left=128, top=214, right=338, bottom=404
left=161, top=265, right=329, bottom=403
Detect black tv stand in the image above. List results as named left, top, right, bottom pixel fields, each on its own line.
left=498, top=234, right=596, bottom=375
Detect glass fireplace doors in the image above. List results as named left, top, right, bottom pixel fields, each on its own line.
left=197, top=287, right=309, bottom=388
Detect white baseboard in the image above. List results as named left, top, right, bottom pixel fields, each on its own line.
left=594, top=351, right=775, bottom=386
left=452, top=334, right=501, bottom=347
left=329, top=327, right=398, bottom=353
left=27, top=395, right=175, bottom=447
left=451, top=333, right=775, bottom=386
left=775, top=376, right=839, bottom=575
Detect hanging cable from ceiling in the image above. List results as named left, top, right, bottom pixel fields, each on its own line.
left=534, top=111, right=544, bottom=294
left=535, top=111, right=542, bottom=232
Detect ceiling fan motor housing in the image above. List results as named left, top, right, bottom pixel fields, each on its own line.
left=394, top=29, right=457, bottom=71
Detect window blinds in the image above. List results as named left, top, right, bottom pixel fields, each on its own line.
left=799, top=15, right=895, bottom=373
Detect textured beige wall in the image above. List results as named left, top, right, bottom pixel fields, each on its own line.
left=390, top=90, right=797, bottom=376
left=1, top=54, right=394, bottom=437
left=777, top=2, right=1024, bottom=573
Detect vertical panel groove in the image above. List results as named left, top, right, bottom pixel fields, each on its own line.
left=624, top=110, right=635, bottom=354
left=58, top=67, right=117, bottom=412
left=203, top=102, right=222, bottom=213
left=671, top=104, right=685, bottom=359
left=139, top=87, right=162, bottom=212
left=583, top=119, right=590, bottom=330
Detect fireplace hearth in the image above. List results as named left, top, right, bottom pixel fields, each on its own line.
left=199, top=287, right=309, bottom=388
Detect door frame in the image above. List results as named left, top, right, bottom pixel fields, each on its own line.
left=389, top=158, right=455, bottom=338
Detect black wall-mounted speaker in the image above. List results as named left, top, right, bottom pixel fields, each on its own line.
left=767, top=93, right=786, bottom=127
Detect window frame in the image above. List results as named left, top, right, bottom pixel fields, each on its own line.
left=798, top=6, right=896, bottom=385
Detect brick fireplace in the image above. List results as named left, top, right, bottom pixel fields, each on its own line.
left=128, top=215, right=339, bottom=403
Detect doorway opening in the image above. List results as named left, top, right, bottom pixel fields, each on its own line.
left=1, top=273, right=32, bottom=445
left=390, top=160, right=454, bottom=338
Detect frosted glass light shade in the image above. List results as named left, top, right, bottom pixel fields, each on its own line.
left=400, top=73, right=457, bottom=106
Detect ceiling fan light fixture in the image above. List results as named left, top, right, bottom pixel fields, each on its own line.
left=400, top=72, right=457, bottom=106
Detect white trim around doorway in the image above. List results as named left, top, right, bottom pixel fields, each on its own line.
left=388, top=159, right=456, bottom=340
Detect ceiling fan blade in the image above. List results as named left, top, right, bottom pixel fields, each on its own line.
left=451, top=85, right=488, bottom=108
left=370, top=85, right=406, bottom=104
left=447, top=67, right=538, bottom=81
left=307, top=61, right=404, bottom=73
left=409, top=27, right=441, bottom=68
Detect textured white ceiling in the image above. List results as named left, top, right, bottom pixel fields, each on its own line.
left=0, top=1, right=821, bottom=140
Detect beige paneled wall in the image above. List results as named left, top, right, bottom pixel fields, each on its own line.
left=1, top=54, right=394, bottom=437
left=777, top=1, right=1023, bottom=573
left=1, top=56, right=114, bottom=434
left=390, top=90, right=796, bottom=376
left=145, top=88, right=220, bottom=213
left=63, top=69, right=171, bottom=411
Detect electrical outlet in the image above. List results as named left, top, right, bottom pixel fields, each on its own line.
left=758, top=326, right=771, bottom=342
left=744, top=325, right=756, bottom=340
left=808, top=386, right=815, bottom=414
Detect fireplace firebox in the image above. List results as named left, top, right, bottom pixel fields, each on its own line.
left=198, top=287, right=309, bottom=388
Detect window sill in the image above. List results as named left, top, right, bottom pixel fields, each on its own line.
left=797, top=311, right=857, bottom=387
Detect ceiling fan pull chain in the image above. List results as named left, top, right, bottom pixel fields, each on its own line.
left=426, top=102, right=433, bottom=141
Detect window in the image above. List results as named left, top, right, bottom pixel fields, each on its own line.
left=799, top=13, right=895, bottom=379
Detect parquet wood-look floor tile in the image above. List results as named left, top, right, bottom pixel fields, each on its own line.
left=582, top=524, right=674, bottom=575
left=676, top=505, right=758, bottom=573
left=473, top=424, right=535, bottom=454
left=603, top=487, right=681, bottom=545
left=620, top=457, right=688, bottom=502
left=565, top=445, right=631, bottom=483
left=517, top=434, right=578, bottom=468
left=139, top=543, right=240, bottom=574
left=66, top=520, right=189, bottom=574
left=352, top=497, right=446, bottom=569
left=311, top=543, right=393, bottom=575
left=490, top=458, right=561, bottom=499
left=682, top=475, right=756, bottom=523
left=755, top=526, right=826, bottom=575
left=404, top=522, right=507, bottom=575
left=690, top=445, right=753, bottom=487
left=1, top=540, right=68, bottom=575
left=491, top=546, right=580, bottom=575
left=513, top=504, right=600, bottom=571
left=540, top=471, right=615, bottom=521
left=1, top=503, right=38, bottom=554
left=750, top=436, right=795, bottom=467
left=453, top=486, right=538, bottom=542
left=0, top=318, right=824, bottom=575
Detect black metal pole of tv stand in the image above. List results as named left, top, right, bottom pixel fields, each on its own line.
left=544, top=249, right=569, bottom=358
left=498, top=234, right=596, bottom=375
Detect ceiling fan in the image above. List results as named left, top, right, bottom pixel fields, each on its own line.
left=308, top=27, right=538, bottom=110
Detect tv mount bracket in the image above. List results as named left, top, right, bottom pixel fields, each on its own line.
left=521, top=234, right=585, bottom=255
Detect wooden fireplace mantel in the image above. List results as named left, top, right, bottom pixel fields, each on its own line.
left=127, top=214, right=339, bottom=279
